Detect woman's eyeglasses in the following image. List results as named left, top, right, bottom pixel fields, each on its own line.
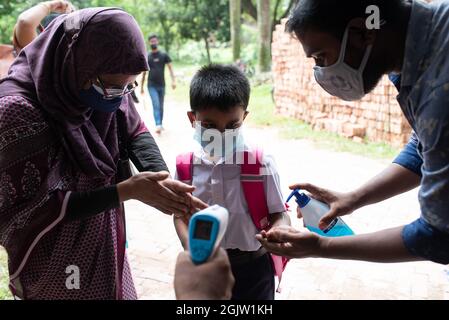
left=94, top=77, right=138, bottom=100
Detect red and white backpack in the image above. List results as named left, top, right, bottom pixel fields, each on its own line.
left=176, top=148, right=289, bottom=291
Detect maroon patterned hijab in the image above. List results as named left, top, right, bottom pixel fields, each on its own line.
left=0, top=8, right=149, bottom=178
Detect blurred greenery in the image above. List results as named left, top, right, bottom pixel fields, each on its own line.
left=0, top=0, right=295, bottom=68
left=0, top=247, right=12, bottom=300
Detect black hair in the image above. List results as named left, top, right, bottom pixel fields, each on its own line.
left=148, top=34, right=158, bottom=41
left=190, top=64, right=251, bottom=113
left=286, top=0, right=406, bottom=40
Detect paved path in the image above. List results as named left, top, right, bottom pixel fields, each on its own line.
left=127, top=93, right=449, bottom=300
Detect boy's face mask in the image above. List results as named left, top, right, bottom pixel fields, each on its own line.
left=193, top=124, right=245, bottom=159
left=313, top=25, right=373, bottom=101
left=79, top=83, right=123, bottom=113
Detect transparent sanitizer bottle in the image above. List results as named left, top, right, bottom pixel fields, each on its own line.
left=286, top=189, right=355, bottom=237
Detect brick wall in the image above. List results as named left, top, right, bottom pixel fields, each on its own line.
left=271, top=19, right=411, bottom=147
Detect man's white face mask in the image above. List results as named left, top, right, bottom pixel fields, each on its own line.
left=313, top=25, right=373, bottom=101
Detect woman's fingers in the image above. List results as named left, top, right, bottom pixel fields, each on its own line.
left=188, top=194, right=208, bottom=212
left=157, top=194, right=190, bottom=214
left=164, top=179, right=196, bottom=194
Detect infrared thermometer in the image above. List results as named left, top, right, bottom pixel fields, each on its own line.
left=188, top=205, right=229, bottom=265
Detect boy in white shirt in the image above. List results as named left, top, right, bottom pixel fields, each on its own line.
left=174, top=64, right=290, bottom=300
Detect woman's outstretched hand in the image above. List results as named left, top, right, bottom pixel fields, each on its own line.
left=117, top=171, right=207, bottom=216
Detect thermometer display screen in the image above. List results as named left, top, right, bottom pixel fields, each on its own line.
left=194, top=220, right=213, bottom=240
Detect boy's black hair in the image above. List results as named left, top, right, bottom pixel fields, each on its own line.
left=190, top=64, right=251, bottom=113
left=148, top=34, right=158, bottom=41
left=286, top=0, right=406, bottom=40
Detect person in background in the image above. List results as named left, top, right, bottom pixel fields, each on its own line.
left=13, top=0, right=75, bottom=52
left=1, top=1, right=74, bottom=80
left=140, top=34, right=176, bottom=135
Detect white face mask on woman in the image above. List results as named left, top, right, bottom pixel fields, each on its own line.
left=313, top=25, right=373, bottom=101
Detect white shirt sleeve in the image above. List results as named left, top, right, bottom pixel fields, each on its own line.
left=262, top=154, right=287, bottom=214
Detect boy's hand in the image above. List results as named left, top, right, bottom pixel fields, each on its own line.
left=256, top=226, right=323, bottom=259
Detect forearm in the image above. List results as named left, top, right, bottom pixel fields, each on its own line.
left=65, top=185, right=120, bottom=221
left=270, top=212, right=291, bottom=228
left=351, top=164, right=421, bottom=210
left=129, top=132, right=169, bottom=173
left=174, top=217, right=189, bottom=249
left=319, top=226, right=422, bottom=263
left=15, top=2, right=49, bottom=46
left=168, top=65, right=176, bottom=82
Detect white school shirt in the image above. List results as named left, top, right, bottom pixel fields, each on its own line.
left=176, top=144, right=286, bottom=252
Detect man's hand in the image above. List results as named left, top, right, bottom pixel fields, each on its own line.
left=171, top=82, right=177, bottom=90
left=174, top=249, right=234, bottom=300
left=256, top=226, right=323, bottom=259
left=290, top=183, right=358, bottom=230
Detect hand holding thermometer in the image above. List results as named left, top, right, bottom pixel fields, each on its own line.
left=188, top=205, right=229, bottom=265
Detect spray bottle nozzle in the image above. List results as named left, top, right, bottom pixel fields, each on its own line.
left=285, top=189, right=311, bottom=208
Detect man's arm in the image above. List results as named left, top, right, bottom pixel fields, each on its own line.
left=293, top=162, right=421, bottom=229
left=321, top=226, right=420, bottom=263
left=292, top=132, right=423, bottom=228
left=351, top=163, right=421, bottom=211
left=257, top=225, right=423, bottom=263
left=167, top=63, right=176, bottom=90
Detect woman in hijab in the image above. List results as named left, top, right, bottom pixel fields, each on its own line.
left=0, top=8, right=205, bottom=300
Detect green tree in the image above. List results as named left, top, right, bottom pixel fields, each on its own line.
left=0, top=0, right=35, bottom=44
left=176, top=0, right=230, bottom=63
left=229, top=0, right=241, bottom=61
left=257, top=0, right=271, bottom=72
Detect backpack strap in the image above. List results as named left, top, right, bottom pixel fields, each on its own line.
left=240, top=148, right=289, bottom=292
left=240, top=148, right=269, bottom=230
left=176, top=152, right=194, bottom=184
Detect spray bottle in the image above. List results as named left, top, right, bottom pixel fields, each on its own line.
left=286, top=189, right=354, bottom=237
